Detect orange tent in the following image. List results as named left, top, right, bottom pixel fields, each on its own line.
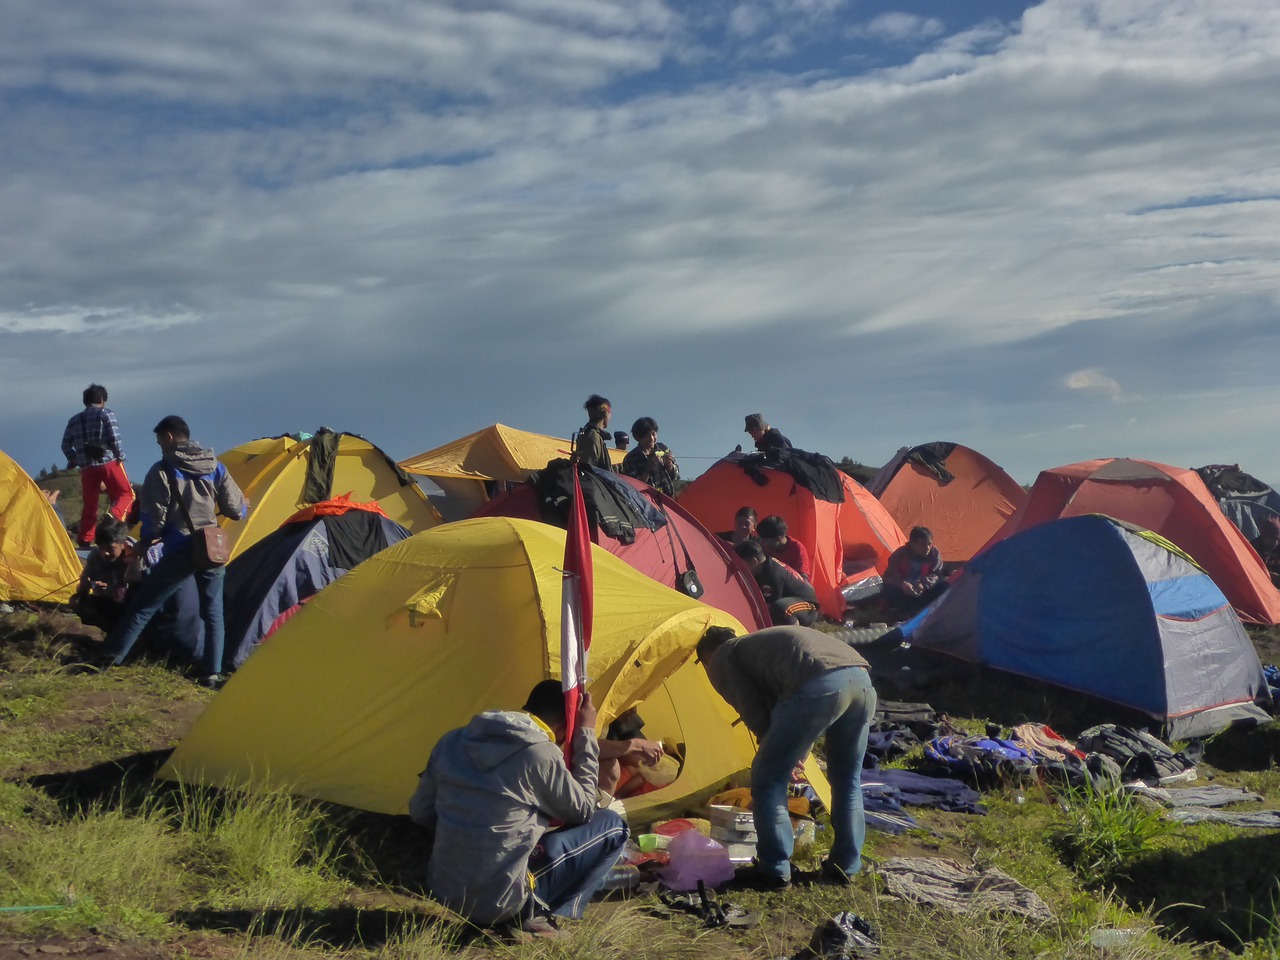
left=679, top=456, right=905, bottom=618
left=870, top=442, right=1027, bottom=563
left=978, top=458, right=1280, bottom=625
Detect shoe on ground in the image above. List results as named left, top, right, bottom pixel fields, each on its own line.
left=519, top=915, right=562, bottom=939
left=731, top=863, right=791, bottom=892
left=199, top=674, right=227, bottom=690
left=819, top=860, right=853, bottom=886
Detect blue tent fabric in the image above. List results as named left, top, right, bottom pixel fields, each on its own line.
left=224, top=511, right=410, bottom=670
left=902, top=514, right=1270, bottom=739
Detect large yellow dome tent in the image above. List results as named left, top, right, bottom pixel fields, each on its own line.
left=218, top=429, right=441, bottom=560
left=160, top=517, right=759, bottom=822
left=0, top=450, right=82, bottom=603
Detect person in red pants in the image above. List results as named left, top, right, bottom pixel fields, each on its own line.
left=61, top=383, right=134, bottom=546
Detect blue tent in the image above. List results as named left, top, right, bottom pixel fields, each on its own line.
left=223, top=506, right=411, bottom=670
left=901, top=514, right=1271, bottom=739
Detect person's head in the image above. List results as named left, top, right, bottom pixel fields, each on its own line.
left=83, top=384, right=108, bottom=406
left=94, top=516, right=130, bottom=559
left=631, top=417, right=658, bottom=451
left=523, top=679, right=569, bottom=742
left=696, top=625, right=738, bottom=666
left=756, top=515, right=789, bottom=551
left=744, top=413, right=767, bottom=443
left=1259, top=517, right=1280, bottom=548
left=153, top=415, right=191, bottom=451
left=585, top=394, right=611, bottom=428
left=908, top=526, right=934, bottom=557
left=734, top=538, right=766, bottom=573
left=733, top=506, right=758, bottom=538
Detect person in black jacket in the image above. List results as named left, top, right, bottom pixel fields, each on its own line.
left=735, top=539, right=818, bottom=626
left=620, top=417, right=678, bottom=495
left=744, top=413, right=792, bottom=455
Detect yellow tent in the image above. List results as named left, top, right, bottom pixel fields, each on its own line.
left=160, top=517, right=756, bottom=822
left=0, top=450, right=82, bottom=603
left=218, top=431, right=441, bottom=560
left=400, top=424, right=626, bottom=519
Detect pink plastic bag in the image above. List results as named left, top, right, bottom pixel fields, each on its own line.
left=659, top=829, right=736, bottom=890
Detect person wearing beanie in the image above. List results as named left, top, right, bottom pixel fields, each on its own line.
left=743, top=413, right=792, bottom=455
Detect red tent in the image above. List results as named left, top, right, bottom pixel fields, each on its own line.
left=474, top=475, right=770, bottom=632
left=870, top=443, right=1027, bottom=563
left=678, top=457, right=906, bottom=619
left=978, top=457, right=1280, bottom=625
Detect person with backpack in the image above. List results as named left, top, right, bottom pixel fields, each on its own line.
left=101, top=415, right=247, bottom=687
left=61, top=383, right=134, bottom=547
left=574, top=395, right=615, bottom=472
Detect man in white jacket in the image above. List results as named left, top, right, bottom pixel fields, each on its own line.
left=409, top=681, right=628, bottom=934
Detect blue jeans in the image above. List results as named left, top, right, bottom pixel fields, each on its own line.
left=104, top=545, right=225, bottom=676
left=751, top=666, right=877, bottom=880
left=527, top=810, right=628, bottom=920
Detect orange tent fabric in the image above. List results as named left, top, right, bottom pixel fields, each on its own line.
left=678, top=457, right=905, bottom=618
left=978, top=458, right=1280, bottom=625
left=871, top=443, right=1027, bottom=562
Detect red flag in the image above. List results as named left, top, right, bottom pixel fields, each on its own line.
left=560, top=468, right=594, bottom=761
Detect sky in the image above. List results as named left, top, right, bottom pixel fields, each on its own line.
left=4, top=0, right=1279, bottom=489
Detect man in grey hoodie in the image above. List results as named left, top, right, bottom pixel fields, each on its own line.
left=102, top=415, right=247, bottom=687
left=409, top=680, right=628, bottom=935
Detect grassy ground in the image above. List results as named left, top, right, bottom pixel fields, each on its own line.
left=1, top=608, right=1278, bottom=959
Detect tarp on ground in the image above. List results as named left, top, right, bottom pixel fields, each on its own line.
left=160, top=517, right=757, bottom=822
left=904, top=514, right=1271, bottom=739
left=219, top=429, right=440, bottom=560
left=978, top=458, right=1280, bottom=625
left=0, top=450, right=82, bottom=603
left=870, top=442, right=1026, bottom=563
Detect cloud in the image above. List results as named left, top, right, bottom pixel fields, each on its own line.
left=849, top=13, right=946, bottom=44
left=1064, top=367, right=1124, bottom=401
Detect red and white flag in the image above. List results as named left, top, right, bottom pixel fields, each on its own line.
left=560, top=468, right=594, bottom=761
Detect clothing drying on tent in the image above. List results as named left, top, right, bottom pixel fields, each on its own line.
left=222, top=496, right=412, bottom=670
left=869, top=442, right=1026, bottom=563
left=218, top=428, right=440, bottom=560
left=0, top=450, right=83, bottom=603
left=978, top=457, right=1280, bottom=625
left=161, top=517, right=757, bottom=823
left=1195, top=464, right=1280, bottom=541
left=399, top=423, right=626, bottom=520
left=901, top=514, right=1271, bottom=739
left=474, top=460, right=770, bottom=632
left=679, top=452, right=905, bottom=618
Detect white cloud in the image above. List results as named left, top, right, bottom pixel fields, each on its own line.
left=851, top=13, right=946, bottom=44
left=1064, top=368, right=1124, bottom=401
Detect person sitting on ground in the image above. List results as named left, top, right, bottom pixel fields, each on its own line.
left=735, top=539, right=819, bottom=626
left=882, top=526, right=947, bottom=619
left=744, top=413, right=792, bottom=456
left=409, top=680, right=628, bottom=936
left=1250, top=517, right=1280, bottom=587
left=757, top=515, right=812, bottom=581
left=717, top=506, right=759, bottom=546
left=574, top=395, right=615, bottom=472
left=697, top=624, right=877, bottom=890
left=620, top=417, right=679, bottom=496
left=72, top=517, right=141, bottom=632
left=597, top=706, right=667, bottom=799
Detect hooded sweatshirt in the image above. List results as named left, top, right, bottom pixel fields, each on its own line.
left=409, top=710, right=599, bottom=926
left=139, top=439, right=246, bottom=549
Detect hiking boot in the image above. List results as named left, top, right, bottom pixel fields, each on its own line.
left=519, top=915, right=562, bottom=939
left=199, top=674, right=227, bottom=690
left=819, top=860, right=853, bottom=886
left=730, top=864, right=791, bottom=892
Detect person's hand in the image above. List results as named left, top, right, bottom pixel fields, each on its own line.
left=624, top=739, right=665, bottom=765
left=577, top=690, right=598, bottom=733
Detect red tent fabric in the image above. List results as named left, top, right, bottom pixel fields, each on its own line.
left=473, top=475, right=770, bottom=632
left=978, top=457, right=1280, bottom=625
left=677, top=458, right=906, bottom=619
left=870, top=443, right=1026, bottom=562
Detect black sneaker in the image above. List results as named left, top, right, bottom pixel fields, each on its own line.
left=730, top=864, right=791, bottom=891
left=199, top=674, right=227, bottom=690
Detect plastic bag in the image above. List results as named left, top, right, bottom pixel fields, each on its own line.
left=659, top=830, right=735, bottom=891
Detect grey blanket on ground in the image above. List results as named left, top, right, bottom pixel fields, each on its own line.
left=1167, top=809, right=1280, bottom=828
left=1125, top=784, right=1262, bottom=808
left=879, top=857, right=1053, bottom=922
